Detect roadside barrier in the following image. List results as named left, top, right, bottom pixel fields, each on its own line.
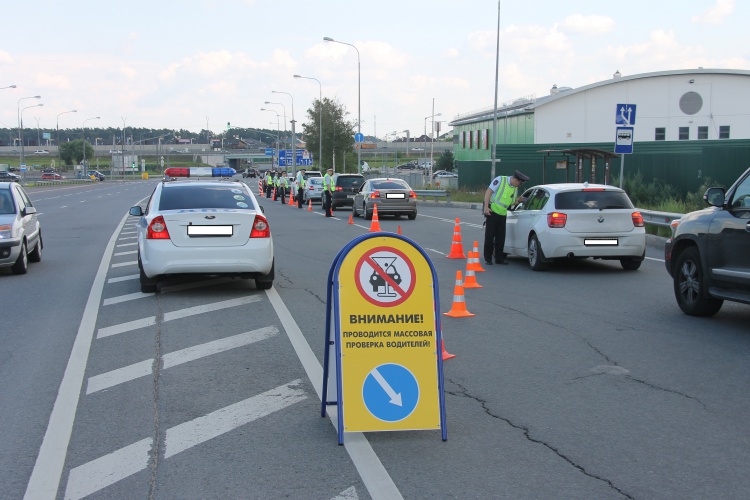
left=446, top=218, right=466, bottom=259
left=443, top=270, right=474, bottom=317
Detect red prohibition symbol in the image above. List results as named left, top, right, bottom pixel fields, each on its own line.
left=354, top=246, right=416, bottom=307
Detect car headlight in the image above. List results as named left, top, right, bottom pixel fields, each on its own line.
left=0, top=224, right=12, bottom=239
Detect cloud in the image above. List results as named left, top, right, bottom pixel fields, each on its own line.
left=33, top=73, right=72, bottom=90
left=0, top=50, right=13, bottom=64
left=443, top=48, right=459, bottom=59
left=558, top=14, right=615, bottom=35
left=692, top=0, right=734, bottom=25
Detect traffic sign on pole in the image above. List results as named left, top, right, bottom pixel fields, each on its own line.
left=614, top=126, right=634, bottom=154
left=354, top=132, right=364, bottom=143
left=615, top=104, right=637, bottom=126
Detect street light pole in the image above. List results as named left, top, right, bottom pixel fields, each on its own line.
left=424, top=110, right=441, bottom=177
left=272, top=91, right=295, bottom=174
left=294, top=74, right=323, bottom=172
left=323, top=37, right=361, bottom=174
left=17, top=95, right=41, bottom=167
left=121, top=116, right=127, bottom=173
left=20, top=103, right=43, bottom=168
left=56, top=109, right=77, bottom=161
left=260, top=108, right=281, bottom=169
left=82, top=116, right=100, bottom=176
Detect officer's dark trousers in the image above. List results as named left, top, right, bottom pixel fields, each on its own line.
left=278, top=187, right=286, bottom=204
left=323, top=190, right=332, bottom=216
left=483, top=211, right=507, bottom=263
left=298, top=187, right=305, bottom=208
left=266, top=184, right=273, bottom=198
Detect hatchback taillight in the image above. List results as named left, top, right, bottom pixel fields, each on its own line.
left=250, top=214, right=271, bottom=238
left=631, top=211, right=644, bottom=227
left=147, top=216, right=171, bottom=239
left=336, top=186, right=343, bottom=191
left=547, top=212, right=567, bottom=228
left=370, top=190, right=381, bottom=199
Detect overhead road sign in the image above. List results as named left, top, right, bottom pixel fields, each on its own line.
left=322, top=233, right=447, bottom=444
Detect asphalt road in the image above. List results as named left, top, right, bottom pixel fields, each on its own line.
left=2, top=179, right=749, bottom=499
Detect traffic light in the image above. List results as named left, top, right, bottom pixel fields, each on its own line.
left=227, top=122, right=230, bottom=130
left=132, top=162, right=136, bottom=169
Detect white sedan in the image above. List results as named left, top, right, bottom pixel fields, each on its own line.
left=504, top=183, right=646, bottom=271
left=129, top=176, right=273, bottom=292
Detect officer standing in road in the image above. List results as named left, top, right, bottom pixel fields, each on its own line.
left=296, top=168, right=307, bottom=208
left=272, top=171, right=280, bottom=201
left=277, top=172, right=289, bottom=204
left=322, top=167, right=334, bottom=217
left=482, top=170, right=529, bottom=265
left=264, top=171, right=274, bottom=198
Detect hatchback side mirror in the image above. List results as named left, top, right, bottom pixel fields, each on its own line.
left=129, top=206, right=144, bottom=216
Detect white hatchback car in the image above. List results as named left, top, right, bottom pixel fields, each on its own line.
left=129, top=178, right=273, bottom=293
left=504, top=183, right=646, bottom=271
left=0, top=182, right=42, bottom=274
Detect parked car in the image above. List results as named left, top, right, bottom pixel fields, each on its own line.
left=242, top=168, right=258, bottom=178
left=352, top=177, right=417, bottom=220
left=41, top=173, right=65, bottom=180
left=33, top=150, right=49, bottom=155
left=665, top=166, right=750, bottom=316
left=434, top=171, right=458, bottom=179
left=0, top=181, right=42, bottom=274
left=88, top=170, right=106, bottom=181
left=303, top=177, right=324, bottom=204
left=396, top=162, right=417, bottom=171
left=504, top=183, right=646, bottom=271
left=0, top=171, right=20, bottom=182
left=129, top=176, right=273, bottom=293
left=332, top=173, right=365, bottom=210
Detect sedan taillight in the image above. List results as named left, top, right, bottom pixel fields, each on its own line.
left=250, top=214, right=271, bottom=238
left=547, top=212, right=567, bottom=228
left=631, top=211, right=645, bottom=227
left=147, top=216, right=171, bottom=239
left=409, top=190, right=417, bottom=199
left=370, top=190, right=381, bottom=199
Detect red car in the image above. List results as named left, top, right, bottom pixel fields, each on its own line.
left=41, top=173, right=64, bottom=180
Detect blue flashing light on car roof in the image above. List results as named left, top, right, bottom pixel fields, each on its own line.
left=164, top=167, right=236, bottom=178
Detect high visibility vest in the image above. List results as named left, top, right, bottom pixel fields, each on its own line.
left=279, top=177, right=289, bottom=188
left=298, top=176, right=307, bottom=189
left=489, top=176, right=518, bottom=216
left=323, top=173, right=333, bottom=192
left=265, top=174, right=272, bottom=185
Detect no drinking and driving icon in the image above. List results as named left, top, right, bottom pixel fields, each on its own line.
left=355, top=247, right=416, bottom=307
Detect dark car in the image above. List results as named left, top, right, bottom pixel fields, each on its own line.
left=665, top=166, right=750, bottom=316
left=0, top=171, right=20, bottom=182
left=397, top=162, right=417, bottom=170
left=242, top=168, right=258, bottom=178
left=331, top=174, right=365, bottom=210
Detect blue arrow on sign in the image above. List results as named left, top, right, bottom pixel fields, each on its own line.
left=354, top=132, right=365, bottom=143
left=615, top=104, right=637, bottom=126
left=362, top=363, right=419, bottom=422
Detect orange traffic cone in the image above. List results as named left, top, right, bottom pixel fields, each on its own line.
left=307, top=199, right=313, bottom=212
left=466, top=251, right=480, bottom=272
left=369, top=204, right=382, bottom=232
left=447, top=218, right=466, bottom=259
left=441, top=339, right=456, bottom=360
left=463, top=259, right=483, bottom=289
left=472, top=242, right=485, bottom=272
left=397, top=225, right=402, bottom=235
left=348, top=213, right=354, bottom=225
left=443, top=271, right=475, bottom=317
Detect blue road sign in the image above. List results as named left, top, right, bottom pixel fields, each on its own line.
left=265, top=148, right=275, bottom=156
left=362, top=363, right=419, bottom=422
left=354, top=132, right=365, bottom=143
left=615, top=126, right=634, bottom=154
left=615, top=104, right=637, bottom=126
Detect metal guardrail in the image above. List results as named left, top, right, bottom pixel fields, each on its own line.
left=638, top=209, right=683, bottom=227
left=413, top=190, right=451, bottom=204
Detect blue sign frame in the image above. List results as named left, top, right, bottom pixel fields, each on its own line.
left=321, top=232, right=447, bottom=444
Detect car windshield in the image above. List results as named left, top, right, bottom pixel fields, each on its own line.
left=371, top=180, right=409, bottom=190
left=555, top=190, right=634, bottom=210
left=337, top=176, right=364, bottom=188
left=159, top=185, right=253, bottom=210
left=309, top=178, right=323, bottom=185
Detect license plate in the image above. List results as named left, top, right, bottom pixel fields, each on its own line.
left=347, top=194, right=354, bottom=199
left=584, top=238, right=618, bottom=246
left=386, top=193, right=405, bottom=199
left=188, top=225, right=233, bottom=236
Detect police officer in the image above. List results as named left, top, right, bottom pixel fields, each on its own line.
left=322, top=167, right=334, bottom=217
left=277, top=172, right=289, bottom=204
left=264, top=171, right=274, bottom=198
left=272, top=171, right=280, bottom=201
left=482, top=170, right=529, bottom=265
left=296, top=168, right=307, bottom=208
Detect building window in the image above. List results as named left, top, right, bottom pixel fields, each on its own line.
left=678, top=127, right=689, bottom=140
left=484, top=129, right=489, bottom=149
left=719, top=126, right=730, bottom=139
left=655, top=128, right=666, bottom=141
left=697, top=126, right=708, bottom=140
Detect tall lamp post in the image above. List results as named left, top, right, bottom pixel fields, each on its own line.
left=1, top=84, right=16, bottom=90
left=260, top=108, right=281, bottom=168
left=293, top=74, right=323, bottom=171
left=323, top=37, right=361, bottom=174
left=56, top=109, right=77, bottom=160
left=272, top=91, right=295, bottom=174
left=424, top=111, right=441, bottom=175
left=18, top=95, right=42, bottom=167
left=82, top=116, right=100, bottom=176
left=20, top=103, right=44, bottom=168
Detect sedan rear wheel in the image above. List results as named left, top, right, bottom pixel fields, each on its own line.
left=673, top=247, right=723, bottom=316
left=528, top=235, right=546, bottom=271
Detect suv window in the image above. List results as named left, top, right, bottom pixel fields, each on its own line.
left=335, top=175, right=364, bottom=189
left=731, top=176, right=750, bottom=209
left=555, top=191, right=633, bottom=210
left=159, top=185, right=251, bottom=210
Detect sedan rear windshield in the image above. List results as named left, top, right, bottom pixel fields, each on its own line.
left=336, top=176, right=364, bottom=188
left=555, top=190, right=634, bottom=210
left=159, top=185, right=253, bottom=210
left=371, top=180, right=409, bottom=190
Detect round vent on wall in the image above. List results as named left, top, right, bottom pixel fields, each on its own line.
left=679, top=91, right=703, bottom=115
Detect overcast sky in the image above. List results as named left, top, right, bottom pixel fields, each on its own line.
left=2, top=0, right=747, bottom=142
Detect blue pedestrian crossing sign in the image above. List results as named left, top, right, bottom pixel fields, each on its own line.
left=615, top=104, right=637, bottom=126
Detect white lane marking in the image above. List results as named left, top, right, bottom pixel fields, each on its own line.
left=418, top=213, right=484, bottom=228
left=64, top=379, right=308, bottom=499
left=24, top=212, right=130, bottom=500
left=114, top=250, right=137, bottom=256
left=111, top=260, right=136, bottom=268
left=102, top=292, right=152, bottom=306
left=65, top=438, right=153, bottom=500
left=646, top=256, right=664, bottom=262
left=107, top=274, right=138, bottom=283
left=332, top=486, right=359, bottom=500
left=164, top=379, right=307, bottom=458
left=87, top=326, right=279, bottom=394
left=119, top=231, right=137, bottom=235
left=96, top=295, right=263, bottom=338
left=118, top=236, right=137, bottom=241
left=265, top=287, right=403, bottom=500
left=425, top=248, right=446, bottom=256
left=116, top=242, right=138, bottom=247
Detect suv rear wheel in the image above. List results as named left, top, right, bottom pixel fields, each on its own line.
left=673, top=247, right=723, bottom=316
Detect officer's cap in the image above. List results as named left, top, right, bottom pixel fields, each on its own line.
left=513, top=170, right=529, bottom=182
